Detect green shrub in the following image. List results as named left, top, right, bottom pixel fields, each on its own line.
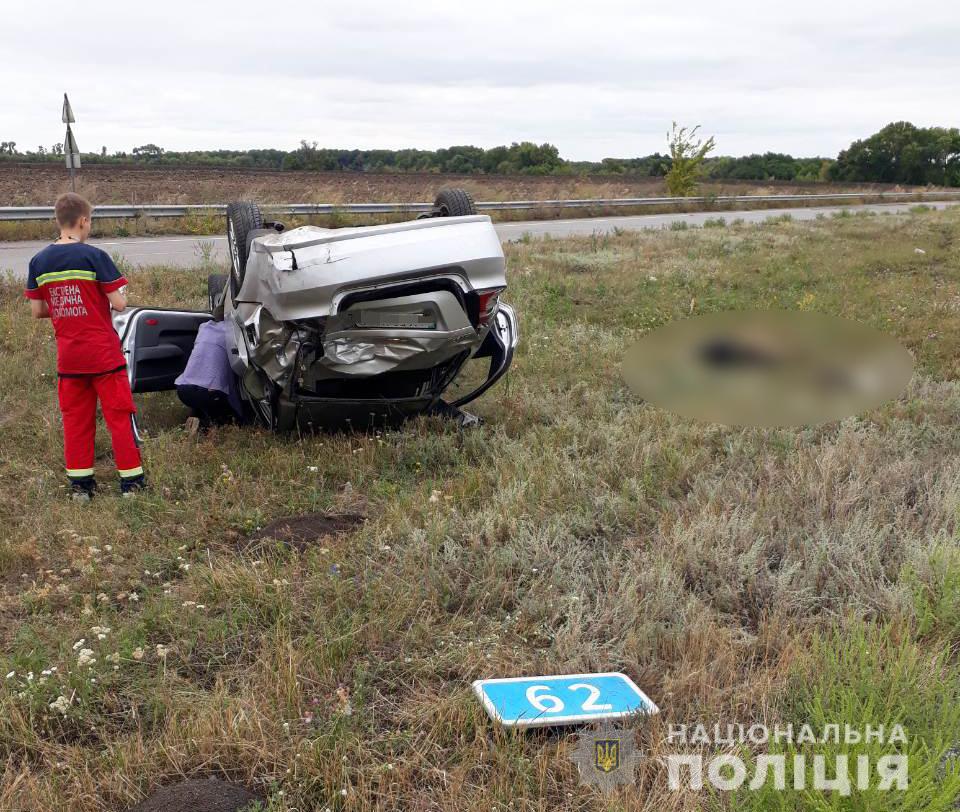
left=665, top=122, right=716, bottom=197
left=731, top=622, right=960, bottom=811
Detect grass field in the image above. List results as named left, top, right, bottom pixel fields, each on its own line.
left=1, top=208, right=959, bottom=810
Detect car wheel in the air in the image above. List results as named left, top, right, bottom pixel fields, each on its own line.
left=226, top=201, right=263, bottom=297
left=433, top=188, right=478, bottom=217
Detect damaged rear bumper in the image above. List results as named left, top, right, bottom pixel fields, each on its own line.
left=450, top=302, right=519, bottom=408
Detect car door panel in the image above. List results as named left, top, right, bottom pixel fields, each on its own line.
left=116, top=308, right=212, bottom=393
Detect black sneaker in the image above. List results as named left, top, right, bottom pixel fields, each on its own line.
left=120, top=475, right=147, bottom=497
left=70, top=479, right=97, bottom=502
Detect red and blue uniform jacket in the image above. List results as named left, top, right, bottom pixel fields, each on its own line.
left=24, top=242, right=128, bottom=375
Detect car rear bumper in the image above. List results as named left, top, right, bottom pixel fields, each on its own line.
left=266, top=301, right=518, bottom=428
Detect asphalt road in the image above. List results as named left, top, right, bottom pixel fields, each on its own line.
left=2, top=201, right=957, bottom=279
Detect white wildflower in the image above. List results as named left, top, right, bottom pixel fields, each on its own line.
left=72, top=639, right=86, bottom=650
left=49, top=695, right=71, bottom=715
left=131, top=647, right=144, bottom=661
left=77, top=649, right=96, bottom=667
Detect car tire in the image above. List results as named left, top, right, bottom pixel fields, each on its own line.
left=207, top=273, right=227, bottom=319
left=433, top=188, right=477, bottom=217
left=226, top=201, right=263, bottom=297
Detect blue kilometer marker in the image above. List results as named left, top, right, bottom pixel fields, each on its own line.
left=473, top=672, right=659, bottom=727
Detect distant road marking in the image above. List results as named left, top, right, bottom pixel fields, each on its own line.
left=76, top=236, right=227, bottom=248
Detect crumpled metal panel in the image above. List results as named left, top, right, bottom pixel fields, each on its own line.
left=325, top=338, right=377, bottom=365
left=321, top=334, right=465, bottom=376
left=311, top=289, right=480, bottom=377
left=246, top=306, right=299, bottom=389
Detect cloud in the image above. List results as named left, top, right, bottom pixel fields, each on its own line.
left=1, top=0, right=956, bottom=160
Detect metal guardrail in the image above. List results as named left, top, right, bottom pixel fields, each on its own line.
left=2, top=191, right=960, bottom=221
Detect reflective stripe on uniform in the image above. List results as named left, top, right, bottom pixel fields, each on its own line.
left=36, top=269, right=97, bottom=287
left=118, top=466, right=144, bottom=478
left=66, top=467, right=95, bottom=478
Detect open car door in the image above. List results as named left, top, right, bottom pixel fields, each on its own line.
left=114, top=308, right=212, bottom=393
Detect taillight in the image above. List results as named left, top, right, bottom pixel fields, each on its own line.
left=475, top=287, right=504, bottom=326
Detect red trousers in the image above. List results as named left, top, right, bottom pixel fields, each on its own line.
left=57, top=369, right=143, bottom=480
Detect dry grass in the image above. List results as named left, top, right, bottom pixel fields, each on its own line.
left=1, top=208, right=959, bottom=810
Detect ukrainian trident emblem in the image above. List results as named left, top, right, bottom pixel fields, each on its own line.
left=571, top=721, right=642, bottom=791
left=594, top=738, right=621, bottom=773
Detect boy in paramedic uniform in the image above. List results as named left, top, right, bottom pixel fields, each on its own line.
left=25, top=193, right=146, bottom=499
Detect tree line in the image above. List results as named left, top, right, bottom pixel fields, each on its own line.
left=1, top=122, right=957, bottom=185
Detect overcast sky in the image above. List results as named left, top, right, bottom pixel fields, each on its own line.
left=2, top=0, right=957, bottom=161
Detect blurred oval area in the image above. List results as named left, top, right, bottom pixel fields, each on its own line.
left=622, top=311, right=914, bottom=427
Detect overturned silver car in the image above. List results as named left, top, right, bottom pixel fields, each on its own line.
left=115, top=190, right=519, bottom=430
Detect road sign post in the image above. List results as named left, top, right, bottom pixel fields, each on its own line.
left=62, top=94, right=79, bottom=192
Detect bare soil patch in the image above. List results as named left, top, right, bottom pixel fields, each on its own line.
left=127, top=778, right=260, bottom=812
left=0, top=162, right=910, bottom=207
left=245, top=512, right=365, bottom=552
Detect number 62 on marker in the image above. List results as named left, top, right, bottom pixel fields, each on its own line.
left=472, top=672, right=659, bottom=727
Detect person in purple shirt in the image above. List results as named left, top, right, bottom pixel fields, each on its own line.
left=175, top=321, right=245, bottom=426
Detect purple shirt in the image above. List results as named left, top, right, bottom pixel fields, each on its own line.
left=175, top=320, right=243, bottom=415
